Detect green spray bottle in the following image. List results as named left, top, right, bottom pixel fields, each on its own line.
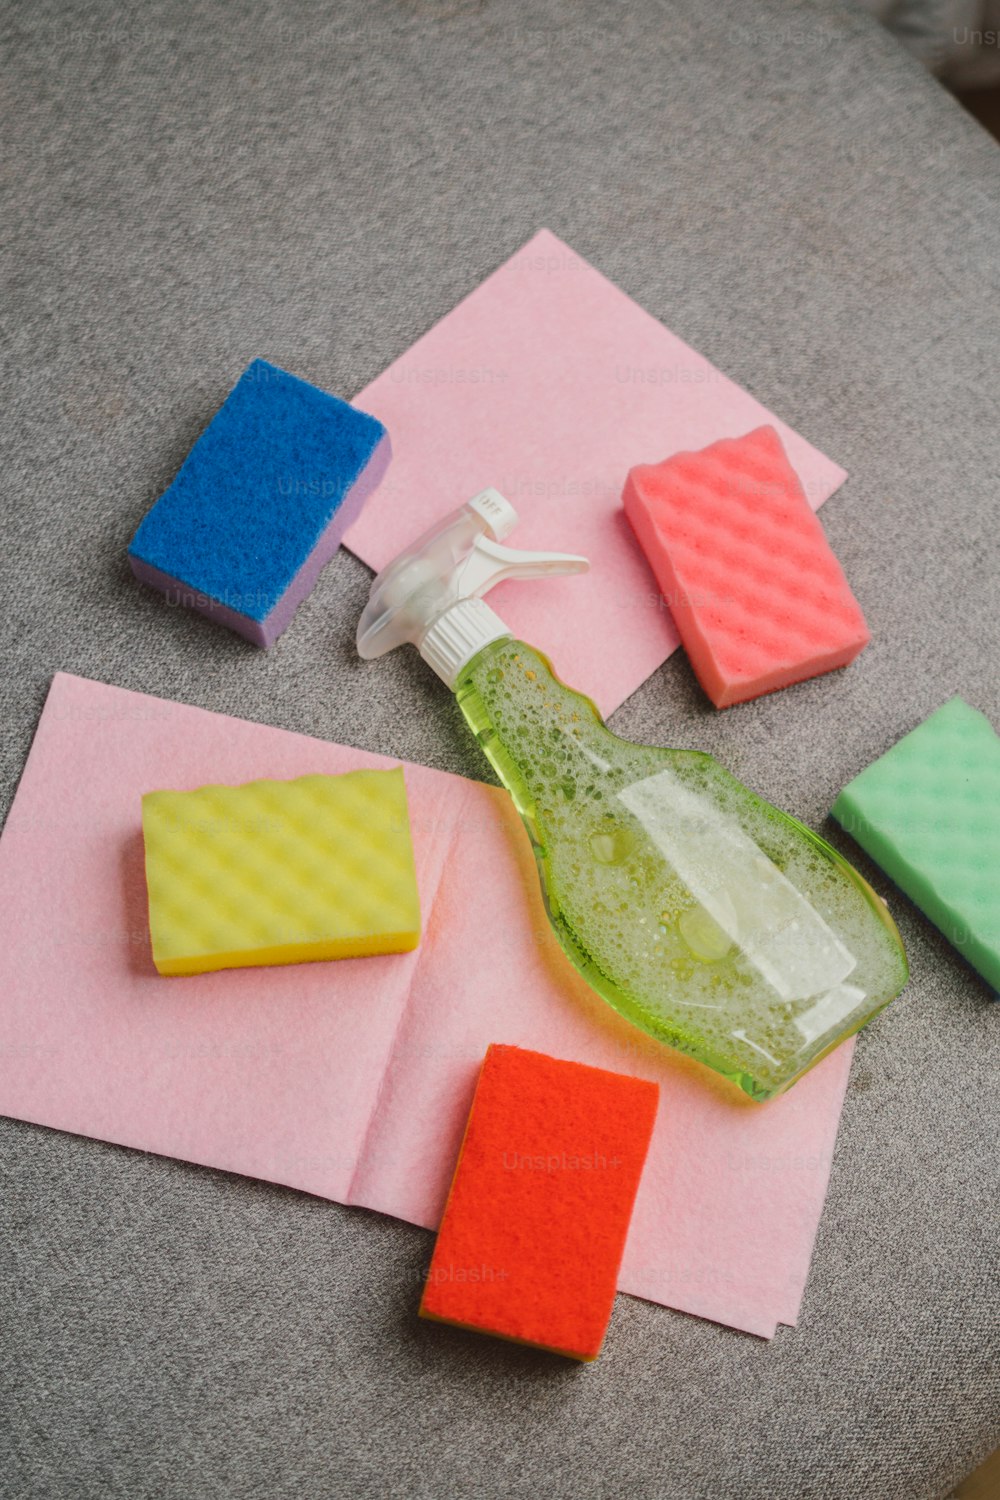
left=357, top=490, right=907, bottom=1099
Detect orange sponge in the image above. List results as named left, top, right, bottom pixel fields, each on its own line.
left=623, top=425, right=869, bottom=708
left=419, top=1044, right=658, bottom=1361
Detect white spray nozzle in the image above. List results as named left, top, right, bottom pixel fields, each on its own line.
left=356, top=489, right=589, bottom=688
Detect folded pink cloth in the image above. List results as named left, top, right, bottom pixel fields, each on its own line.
left=0, top=673, right=854, bottom=1338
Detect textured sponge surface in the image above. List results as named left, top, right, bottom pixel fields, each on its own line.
left=832, top=697, right=1000, bottom=992
left=420, top=1044, right=658, bottom=1361
left=623, top=425, right=869, bottom=707
left=128, top=359, right=388, bottom=645
left=142, top=768, right=420, bottom=975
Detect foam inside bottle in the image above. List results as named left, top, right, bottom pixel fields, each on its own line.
left=456, top=639, right=907, bottom=1098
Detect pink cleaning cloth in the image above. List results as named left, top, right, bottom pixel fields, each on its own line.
left=0, top=674, right=855, bottom=1338
left=345, top=229, right=847, bottom=715
left=624, top=426, right=870, bottom=708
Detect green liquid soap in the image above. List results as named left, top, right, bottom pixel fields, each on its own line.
left=456, top=637, right=908, bottom=1100
left=357, top=488, right=909, bottom=1100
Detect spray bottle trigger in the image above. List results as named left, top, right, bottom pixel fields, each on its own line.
left=459, top=537, right=590, bottom=601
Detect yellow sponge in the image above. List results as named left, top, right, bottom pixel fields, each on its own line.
left=141, top=769, right=421, bottom=976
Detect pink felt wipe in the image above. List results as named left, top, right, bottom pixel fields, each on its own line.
left=0, top=675, right=854, bottom=1338
left=344, top=229, right=847, bottom=716
left=624, top=426, right=870, bottom=708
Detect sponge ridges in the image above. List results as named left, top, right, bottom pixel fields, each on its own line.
left=624, top=425, right=868, bottom=706
left=141, top=769, right=420, bottom=974
left=832, top=697, right=1000, bottom=991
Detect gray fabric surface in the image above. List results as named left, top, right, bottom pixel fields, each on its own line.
left=2, top=1, right=998, bottom=1496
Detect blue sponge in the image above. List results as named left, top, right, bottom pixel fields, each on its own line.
left=128, top=359, right=390, bottom=646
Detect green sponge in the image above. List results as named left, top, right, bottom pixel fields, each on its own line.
left=832, top=697, right=1000, bottom=992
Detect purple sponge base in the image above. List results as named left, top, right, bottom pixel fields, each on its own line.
left=129, top=432, right=391, bottom=647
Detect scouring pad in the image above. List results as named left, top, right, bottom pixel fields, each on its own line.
left=128, top=359, right=389, bottom=646
left=420, top=1044, right=658, bottom=1361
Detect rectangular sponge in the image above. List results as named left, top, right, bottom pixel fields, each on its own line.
left=128, top=359, right=389, bottom=646
left=420, top=1045, right=658, bottom=1361
left=832, top=698, right=1000, bottom=992
left=623, top=425, right=869, bottom=707
left=141, top=768, right=420, bottom=975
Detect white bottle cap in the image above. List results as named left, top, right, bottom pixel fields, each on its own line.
left=420, top=598, right=511, bottom=689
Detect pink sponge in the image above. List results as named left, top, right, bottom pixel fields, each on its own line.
left=623, top=426, right=869, bottom=708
